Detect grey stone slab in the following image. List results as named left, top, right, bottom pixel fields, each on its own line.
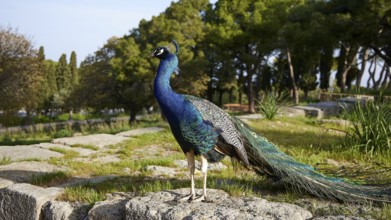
left=52, top=134, right=129, bottom=149
left=125, top=188, right=313, bottom=220
left=0, top=177, right=13, bottom=189
left=0, top=145, right=62, bottom=161
left=42, top=201, right=90, bottom=220
left=37, top=143, right=96, bottom=157
left=116, top=127, right=165, bottom=137
left=88, top=199, right=126, bottom=220
left=0, top=183, right=63, bottom=220
left=0, top=161, right=67, bottom=183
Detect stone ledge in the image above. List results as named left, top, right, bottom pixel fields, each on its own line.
left=0, top=183, right=63, bottom=220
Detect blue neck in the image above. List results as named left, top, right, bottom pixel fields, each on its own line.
left=154, top=53, right=183, bottom=115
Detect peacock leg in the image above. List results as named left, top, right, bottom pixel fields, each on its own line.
left=178, top=150, right=196, bottom=202
left=193, top=154, right=208, bottom=202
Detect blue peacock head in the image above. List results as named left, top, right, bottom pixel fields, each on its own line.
left=152, top=40, right=179, bottom=59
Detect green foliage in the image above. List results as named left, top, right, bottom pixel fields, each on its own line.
left=31, top=171, right=71, bottom=187
left=342, top=101, right=391, bottom=156
left=0, top=156, right=12, bottom=165
left=61, top=184, right=106, bottom=204
left=0, top=26, right=44, bottom=111
left=53, top=129, right=73, bottom=138
left=71, top=144, right=99, bottom=151
left=69, top=51, right=79, bottom=86
left=257, top=93, right=284, bottom=120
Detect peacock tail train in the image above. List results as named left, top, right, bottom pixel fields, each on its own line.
left=231, top=117, right=391, bottom=203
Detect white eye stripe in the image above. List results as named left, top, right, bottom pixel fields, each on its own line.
left=156, top=48, right=164, bottom=55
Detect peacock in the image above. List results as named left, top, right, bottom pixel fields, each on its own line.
left=152, top=40, right=391, bottom=203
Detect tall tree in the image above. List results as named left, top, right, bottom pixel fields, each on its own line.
left=207, top=0, right=270, bottom=112
left=56, top=54, right=71, bottom=92
left=0, top=26, right=44, bottom=112
left=69, top=51, right=79, bottom=87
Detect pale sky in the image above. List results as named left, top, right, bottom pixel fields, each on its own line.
left=1, top=0, right=177, bottom=62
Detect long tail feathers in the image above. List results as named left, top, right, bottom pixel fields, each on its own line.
left=232, top=117, right=391, bottom=203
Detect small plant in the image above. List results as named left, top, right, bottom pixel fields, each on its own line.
left=53, top=129, right=73, bottom=138
left=257, top=92, right=285, bottom=120
left=0, top=156, right=12, bottom=165
left=342, top=100, right=391, bottom=156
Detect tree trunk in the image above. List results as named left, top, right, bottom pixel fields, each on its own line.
left=381, top=65, right=390, bottom=88
left=128, top=110, right=137, bottom=125
left=319, top=47, right=333, bottom=91
left=246, top=68, right=256, bottom=113
left=374, top=62, right=387, bottom=89
left=356, top=47, right=369, bottom=89
left=367, top=57, right=376, bottom=88
left=218, top=89, right=223, bottom=107
left=286, top=48, right=299, bottom=105
left=336, top=44, right=357, bottom=92
left=238, top=71, right=244, bottom=104
left=229, top=88, right=234, bottom=103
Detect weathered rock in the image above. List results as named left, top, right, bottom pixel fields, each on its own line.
left=279, top=106, right=306, bottom=117
left=295, top=198, right=371, bottom=220
left=313, top=216, right=366, bottom=220
left=116, top=127, right=165, bottom=137
left=0, top=183, right=63, bottom=220
left=125, top=188, right=313, bottom=220
left=38, top=142, right=96, bottom=157
left=0, top=177, right=13, bottom=188
left=174, top=159, right=227, bottom=171
left=145, top=165, right=179, bottom=178
left=42, top=201, right=89, bottom=220
left=87, top=192, right=135, bottom=220
left=74, top=155, right=121, bottom=164
left=88, top=199, right=127, bottom=220
left=236, top=114, right=263, bottom=120
left=52, top=134, right=128, bottom=149
left=0, top=161, right=67, bottom=183
left=0, top=145, right=62, bottom=161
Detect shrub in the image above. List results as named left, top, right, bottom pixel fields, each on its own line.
left=257, top=93, right=285, bottom=120
left=342, top=100, right=391, bottom=156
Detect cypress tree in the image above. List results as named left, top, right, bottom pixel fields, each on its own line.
left=56, top=54, right=71, bottom=91
left=69, top=51, right=79, bottom=87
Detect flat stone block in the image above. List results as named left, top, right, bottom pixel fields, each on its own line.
left=0, top=183, right=63, bottom=220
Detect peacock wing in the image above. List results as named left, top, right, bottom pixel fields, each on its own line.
left=184, top=95, right=249, bottom=166
left=179, top=102, right=221, bottom=154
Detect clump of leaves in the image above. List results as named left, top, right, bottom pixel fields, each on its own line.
left=257, top=92, right=285, bottom=120
left=342, top=100, right=391, bottom=156
left=0, top=156, right=12, bottom=165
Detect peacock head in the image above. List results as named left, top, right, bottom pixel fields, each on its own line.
left=151, top=47, right=169, bottom=59
left=151, top=40, right=179, bottom=59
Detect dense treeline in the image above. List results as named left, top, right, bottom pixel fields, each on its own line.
left=1, top=0, right=390, bottom=124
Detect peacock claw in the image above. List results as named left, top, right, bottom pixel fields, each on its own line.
left=177, top=194, right=195, bottom=202
left=192, top=195, right=208, bottom=203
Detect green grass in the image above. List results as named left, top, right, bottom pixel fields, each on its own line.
left=71, top=144, right=99, bottom=151
left=3, top=112, right=390, bottom=218
left=245, top=116, right=391, bottom=184
left=31, top=171, right=72, bottom=187
left=0, top=115, right=149, bottom=146
left=49, top=147, right=80, bottom=159
left=341, top=101, right=391, bottom=157
left=0, top=156, right=12, bottom=165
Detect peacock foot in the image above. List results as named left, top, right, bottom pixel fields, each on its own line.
left=177, top=193, right=196, bottom=202
left=177, top=194, right=209, bottom=203
left=192, top=195, right=208, bottom=202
